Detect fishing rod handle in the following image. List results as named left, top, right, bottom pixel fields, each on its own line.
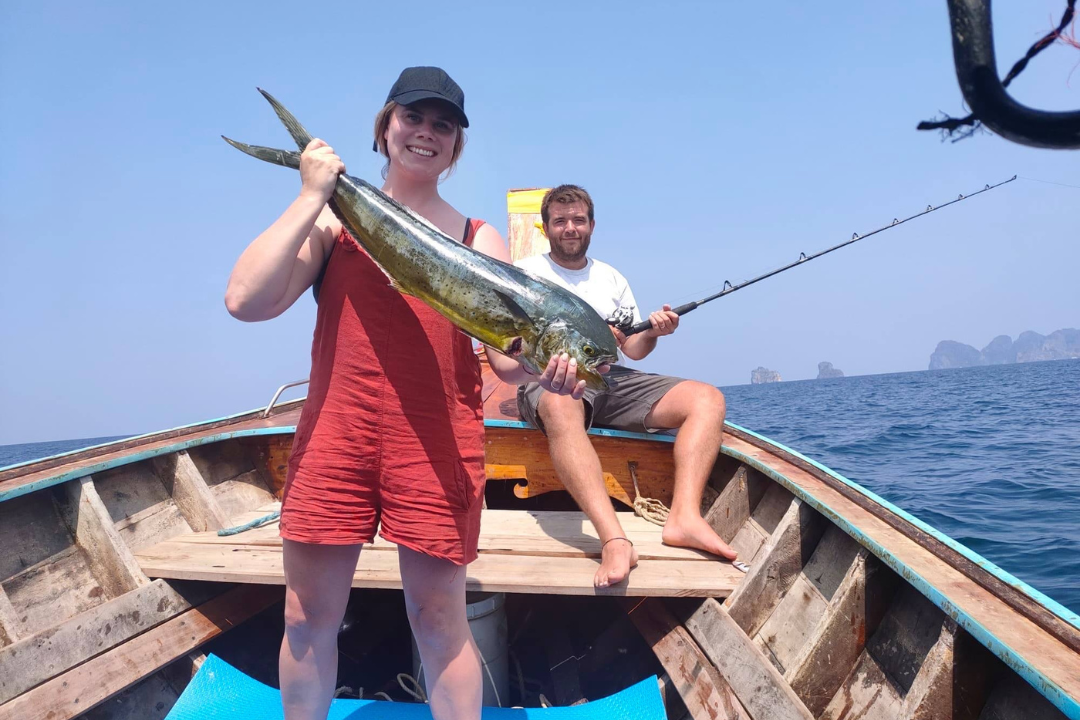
left=620, top=301, right=698, bottom=337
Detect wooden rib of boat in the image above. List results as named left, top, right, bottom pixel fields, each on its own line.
left=1, top=190, right=1077, bottom=719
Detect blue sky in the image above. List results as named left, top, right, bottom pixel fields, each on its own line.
left=1, top=1, right=1077, bottom=443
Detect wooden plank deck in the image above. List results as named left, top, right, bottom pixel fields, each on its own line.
left=135, top=506, right=744, bottom=597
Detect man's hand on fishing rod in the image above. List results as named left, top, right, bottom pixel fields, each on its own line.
left=644, top=304, right=680, bottom=338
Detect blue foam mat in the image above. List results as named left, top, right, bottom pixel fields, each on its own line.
left=166, top=654, right=666, bottom=719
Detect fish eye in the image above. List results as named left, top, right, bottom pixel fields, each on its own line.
left=583, top=345, right=596, bottom=356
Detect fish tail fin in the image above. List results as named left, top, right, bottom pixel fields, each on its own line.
left=221, top=136, right=302, bottom=169
left=257, top=88, right=315, bottom=150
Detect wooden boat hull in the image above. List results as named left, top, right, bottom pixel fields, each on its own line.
left=0, top=397, right=1077, bottom=720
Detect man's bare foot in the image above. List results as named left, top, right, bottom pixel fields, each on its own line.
left=662, top=513, right=739, bottom=561
left=595, top=537, right=638, bottom=588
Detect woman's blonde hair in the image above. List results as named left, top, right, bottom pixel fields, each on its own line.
left=373, top=101, right=466, bottom=180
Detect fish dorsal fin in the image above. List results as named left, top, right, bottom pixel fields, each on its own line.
left=493, top=289, right=533, bottom=325
left=405, top=205, right=448, bottom=239
left=377, top=191, right=458, bottom=244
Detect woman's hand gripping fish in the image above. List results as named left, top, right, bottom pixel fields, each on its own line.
left=224, top=89, right=618, bottom=389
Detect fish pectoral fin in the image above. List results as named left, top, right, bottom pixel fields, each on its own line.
left=362, top=250, right=415, bottom=297
left=386, top=276, right=415, bottom=297
left=492, top=290, right=534, bottom=326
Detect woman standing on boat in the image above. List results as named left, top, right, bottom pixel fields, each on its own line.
left=225, top=67, right=582, bottom=720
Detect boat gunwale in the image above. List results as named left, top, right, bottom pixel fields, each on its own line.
left=0, top=402, right=306, bottom=503
left=0, top=399, right=305, bottom=480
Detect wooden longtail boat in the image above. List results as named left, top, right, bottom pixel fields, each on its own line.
left=1, top=191, right=1077, bottom=720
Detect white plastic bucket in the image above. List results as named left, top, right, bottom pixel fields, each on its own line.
left=410, top=591, right=509, bottom=707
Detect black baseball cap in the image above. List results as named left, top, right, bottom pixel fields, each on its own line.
left=385, top=66, right=468, bottom=127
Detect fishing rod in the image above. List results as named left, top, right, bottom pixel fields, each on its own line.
left=610, top=175, right=1017, bottom=337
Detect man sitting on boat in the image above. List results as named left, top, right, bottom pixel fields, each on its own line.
left=515, top=185, right=738, bottom=588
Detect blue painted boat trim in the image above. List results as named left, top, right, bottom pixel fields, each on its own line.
left=484, top=418, right=676, bottom=442
left=0, top=404, right=301, bottom=474
left=0, top=426, right=296, bottom=504
left=721, top=421, right=1079, bottom=719
left=2, top=413, right=1075, bottom=715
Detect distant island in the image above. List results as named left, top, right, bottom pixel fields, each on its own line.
left=751, top=367, right=782, bottom=384
left=817, top=361, right=844, bottom=379
left=929, top=329, right=1080, bottom=370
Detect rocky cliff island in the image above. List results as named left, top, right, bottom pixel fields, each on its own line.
left=929, top=329, right=1080, bottom=370
left=817, top=361, right=845, bottom=379
left=751, top=367, right=782, bottom=384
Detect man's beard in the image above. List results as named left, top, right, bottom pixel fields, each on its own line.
left=550, top=233, right=591, bottom=264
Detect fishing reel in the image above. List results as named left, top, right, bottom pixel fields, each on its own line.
left=605, top=306, right=637, bottom=335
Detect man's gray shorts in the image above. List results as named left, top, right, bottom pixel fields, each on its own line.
left=517, top=364, right=687, bottom=435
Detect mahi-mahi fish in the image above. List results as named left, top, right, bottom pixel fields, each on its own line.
left=224, top=89, right=618, bottom=389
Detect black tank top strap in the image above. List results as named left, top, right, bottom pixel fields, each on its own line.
left=312, top=227, right=345, bottom=303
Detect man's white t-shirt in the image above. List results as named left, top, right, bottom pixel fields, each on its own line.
left=514, top=253, right=642, bottom=362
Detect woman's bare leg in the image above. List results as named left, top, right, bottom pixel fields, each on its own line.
left=280, top=539, right=362, bottom=720
left=399, top=545, right=482, bottom=719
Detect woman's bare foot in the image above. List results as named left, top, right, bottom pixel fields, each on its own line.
left=662, top=513, right=739, bottom=561
left=595, top=537, right=638, bottom=588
